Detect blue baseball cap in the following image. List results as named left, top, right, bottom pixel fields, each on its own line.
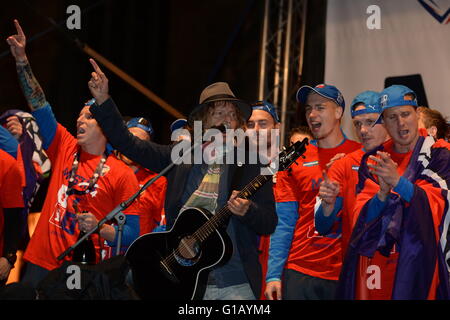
left=350, top=91, right=382, bottom=118
left=170, top=118, right=187, bottom=132
left=250, top=100, right=280, bottom=123
left=379, top=85, right=418, bottom=112
left=126, top=117, right=154, bottom=137
left=296, top=84, right=345, bottom=111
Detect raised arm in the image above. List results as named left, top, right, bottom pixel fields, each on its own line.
left=7, top=20, right=58, bottom=149
left=87, top=59, right=173, bottom=172
left=6, top=20, right=47, bottom=111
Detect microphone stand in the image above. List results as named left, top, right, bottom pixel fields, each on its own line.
left=57, top=138, right=202, bottom=261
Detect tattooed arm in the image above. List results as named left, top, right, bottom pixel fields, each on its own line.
left=6, top=20, right=47, bottom=111
left=15, top=61, right=48, bottom=111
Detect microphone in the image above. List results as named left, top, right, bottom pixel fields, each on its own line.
left=210, top=122, right=230, bottom=133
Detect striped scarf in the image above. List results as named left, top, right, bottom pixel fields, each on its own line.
left=182, top=163, right=222, bottom=214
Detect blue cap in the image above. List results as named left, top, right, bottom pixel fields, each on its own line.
left=380, top=85, right=418, bottom=112
left=126, top=117, right=154, bottom=137
left=170, top=118, right=187, bottom=132
left=296, top=84, right=345, bottom=110
left=350, top=91, right=382, bottom=118
left=250, top=100, right=280, bottom=123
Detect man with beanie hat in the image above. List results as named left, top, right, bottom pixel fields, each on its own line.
left=265, top=84, right=361, bottom=300
left=338, top=85, right=450, bottom=299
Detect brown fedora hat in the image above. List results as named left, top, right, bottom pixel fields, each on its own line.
left=189, top=82, right=251, bottom=122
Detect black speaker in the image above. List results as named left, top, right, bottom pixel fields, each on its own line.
left=384, top=74, right=428, bottom=107
left=36, top=256, right=138, bottom=300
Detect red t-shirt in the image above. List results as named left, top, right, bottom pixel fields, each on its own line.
left=0, top=149, right=24, bottom=255
left=327, top=148, right=365, bottom=257
left=23, top=125, right=140, bottom=270
left=135, top=167, right=167, bottom=235
left=276, top=139, right=361, bottom=280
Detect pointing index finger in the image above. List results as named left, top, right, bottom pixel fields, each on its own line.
left=89, top=58, right=103, bottom=74
left=14, top=19, right=25, bottom=37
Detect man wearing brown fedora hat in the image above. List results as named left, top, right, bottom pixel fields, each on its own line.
left=190, top=82, right=252, bottom=125
left=87, top=60, right=277, bottom=300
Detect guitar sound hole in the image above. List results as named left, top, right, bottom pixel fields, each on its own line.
left=174, top=235, right=201, bottom=266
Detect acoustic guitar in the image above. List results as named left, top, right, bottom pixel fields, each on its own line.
left=126, top=138, right=308, bottom=299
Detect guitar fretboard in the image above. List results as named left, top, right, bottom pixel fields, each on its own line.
left=194, top=174, right=272, bottom=242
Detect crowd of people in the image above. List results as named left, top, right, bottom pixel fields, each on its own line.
left=0, top=19, right=449, bottom=300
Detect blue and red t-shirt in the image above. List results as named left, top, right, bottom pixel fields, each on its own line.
left=24, top=106, right=141, bottom=270
left=267, top=138, right=361, bottom=282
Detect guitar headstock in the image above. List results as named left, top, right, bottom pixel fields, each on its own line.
left=277, top=138, right=308, bottom=171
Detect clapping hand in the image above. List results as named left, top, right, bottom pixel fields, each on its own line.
left=368, top=151, right=399, bottom=201
left=319, top=170, right=340, bottom=206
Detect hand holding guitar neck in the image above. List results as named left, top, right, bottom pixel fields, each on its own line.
left=125, top=138, right=308, bottom=300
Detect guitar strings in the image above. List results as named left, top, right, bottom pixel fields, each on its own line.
left=158, top=142, right=306, bottom=271
left=162, top=174, right=271, bottom=268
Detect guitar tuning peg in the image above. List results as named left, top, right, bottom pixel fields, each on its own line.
left=294, top=161, right=299, bottom=165
left=301, top=155, right=306, bottom=159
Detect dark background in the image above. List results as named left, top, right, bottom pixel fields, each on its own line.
left=0, top=0, right=326, bottom=144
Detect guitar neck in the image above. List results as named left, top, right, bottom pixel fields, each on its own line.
left=194, top=174, right=272, bottom=242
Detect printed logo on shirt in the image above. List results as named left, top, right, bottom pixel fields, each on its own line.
left=62, top=168, right=102, bottom=197
left=303, top=161, right=319, bottom=167
left=311, top=178, right=323, bottom=191
left=352, top=165, right=360, bottom=171
left=63, top=169, right=88, bottom=185
left=317, top=216, right=343, bottom=240
left=61, top=210, right=77, bottom=235
left=49, top=185, right=69, bottom=228
left=48, top=185, right=78, bottom=235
